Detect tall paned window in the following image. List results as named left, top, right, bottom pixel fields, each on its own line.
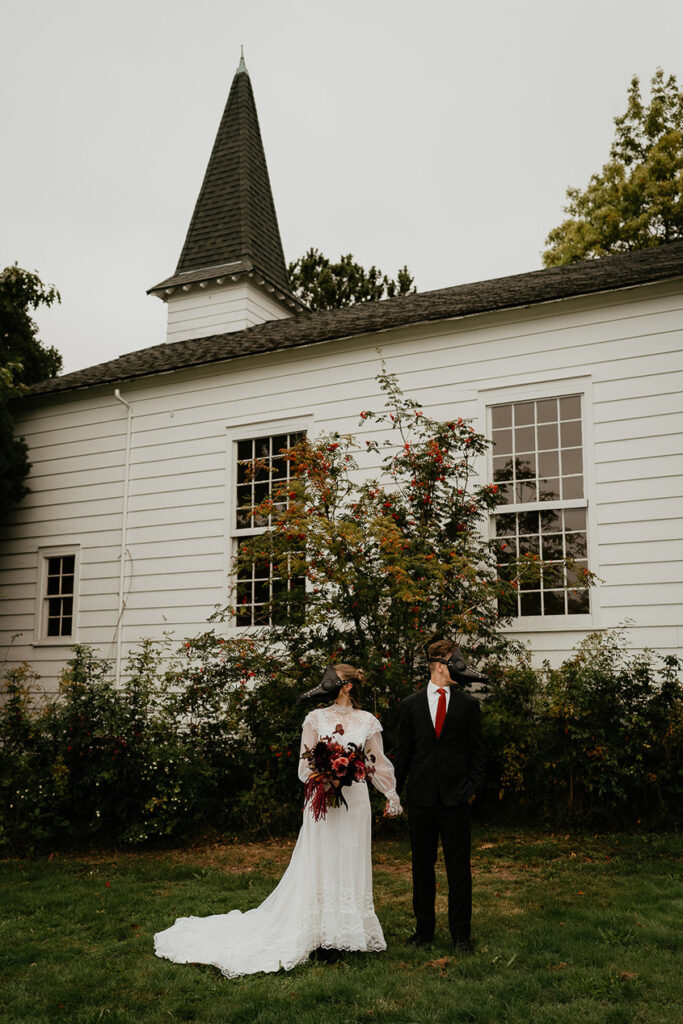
left=40, top=552, right=78, bottom=639
left=491, top=395, right=589, bottom=617
left=233, top=431, right=305, bottom=626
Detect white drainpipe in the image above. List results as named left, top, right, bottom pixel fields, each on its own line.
left=113, top=388, right=132, bottom=685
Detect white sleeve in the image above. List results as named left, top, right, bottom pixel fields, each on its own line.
left=298, top=712, right=318, bottom=784
left=365, top=723, right=402, bottom=814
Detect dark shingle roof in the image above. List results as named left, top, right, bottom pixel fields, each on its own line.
left=29, top=242, right=683, bottom=397
left=148, top=65, right=293, bottom=297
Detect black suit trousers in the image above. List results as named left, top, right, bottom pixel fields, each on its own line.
left=408, top=799, right=471, bottom=942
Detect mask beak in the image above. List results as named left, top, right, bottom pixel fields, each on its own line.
left=447, top=647, right=489, bottom=685
left=298, top=665, right=343, bottom=703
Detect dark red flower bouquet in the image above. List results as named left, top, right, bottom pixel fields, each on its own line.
left=301, top=723, right=375, bottom=822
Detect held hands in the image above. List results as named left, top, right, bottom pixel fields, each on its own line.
left=383, top=799, right=403, bottom=818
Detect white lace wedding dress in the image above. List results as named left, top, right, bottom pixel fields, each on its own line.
left=154, top=704, right=402, bottom=977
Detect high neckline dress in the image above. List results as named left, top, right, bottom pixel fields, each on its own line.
left=154, top=704, right=402, bottom=977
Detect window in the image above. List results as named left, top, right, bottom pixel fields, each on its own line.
left=490, top=395, right=590, bottom=617
left=232, top=431, right=305, bottom=626
left=36, top=548, right=80, bottom=642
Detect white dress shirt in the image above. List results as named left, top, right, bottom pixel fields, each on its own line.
left=427, top=680, right=451, bottom=728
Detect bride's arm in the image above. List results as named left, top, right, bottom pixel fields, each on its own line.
left=298, top=713, right=318, bottom=784
left=365, top=727, right=403, bottom=815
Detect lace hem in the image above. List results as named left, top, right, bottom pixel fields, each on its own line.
left=154, top=911, right=386, bottom=978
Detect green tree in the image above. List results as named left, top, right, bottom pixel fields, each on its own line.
left=543, top=69, right=683, bottom=266
left=288, top=248, right=416, bottom=310
left=0, top=265, right=62, bottom=521
left=174, top=372, right=594, bottom=832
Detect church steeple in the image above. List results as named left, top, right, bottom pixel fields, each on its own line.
left=149, top=54, right=304, bottom=341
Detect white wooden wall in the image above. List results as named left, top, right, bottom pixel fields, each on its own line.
left=165, top=279, right=291, bottom=342
left=1, top=278, right=681, bottom=691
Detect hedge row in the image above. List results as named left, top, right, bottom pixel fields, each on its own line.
left=1, top=629, right=680, bottom=853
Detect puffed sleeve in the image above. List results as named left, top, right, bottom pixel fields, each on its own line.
left=298, top=711, right=319, bottom=784
left=365, top=719, right=402, bottom=815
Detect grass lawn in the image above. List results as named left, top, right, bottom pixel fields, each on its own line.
left=1, top=827, right=681, bottom=1024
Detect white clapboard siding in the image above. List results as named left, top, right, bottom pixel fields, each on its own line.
left=2, top=278, right=682, bottom=685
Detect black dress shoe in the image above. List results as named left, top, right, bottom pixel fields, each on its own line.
left=453, top=937, right=474, bottom=954
left=406, top=932, right=433, bottom=948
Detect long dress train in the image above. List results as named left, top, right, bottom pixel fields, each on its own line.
left=154, top=704, right=401, bottom=977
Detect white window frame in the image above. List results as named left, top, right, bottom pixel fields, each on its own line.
left=33, top=545, right=81, bottom=646
left=225, top=415, right=313, bottom=630
left=477, top=375, right=600, bottom=633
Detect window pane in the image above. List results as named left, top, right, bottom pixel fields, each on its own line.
left=538, top=450, right=559, bottom=477
left=566, top=560, right=589, bottom=587
left=237, top=439, right=252, bottom=461
left=540, top=509, right=561, bottom=532
left=539, top=478, right=560, bottom=501
left=537, top=399, right=557, bottom=423
left=519, top=534, right=539, bottom=555
left=541, top=533, right=563, bottom=559
left=237, top=460, right=250, bottom=485
left=515, top=426, right=535, bottom=452
left=61, top=555, right=75, bottom=574
left=562, top=475, right=584, bottom=500
left=60, top=617, right=73, bottom=636
left=543, top=590, right=566, bottom=615
left=496, top=514, right=516, bottom=536
left=254, top=436, right=270, bottom=459
left=47, top=575, right=60, bottom=595
left=47, top=618, right=61, bottom=637
left=537, top=423, right=558, bottom=449
left=563, top=508, right=587, bottom=532
left=561, top=420, right=582, bottom=447
left=567, top=589, right=590, bottom=614
left=492, top=429, right=512, bottom=455
left=516, top=480, right=537, bottom=503
left=565, top=531, right=587, bottom=558
left=61, top=575, right=74, bottom=596
left=491, top=405, right=512, bottom=429
left=560, top=395, right=581, bottom=420
left=561, top=448, right=583, bottom=476
left=518, top=511, right=539, bottom=535
left=47, top=557, right=61, bottom=575
left=514, top=402, right=534, bottom=426
left=520, top=592, right=541, bottom=615
left=61, top=597, right=73, bottom=616
left=493, top=456, right=513, bottom=481
left=543, top=563, right=564, bottom=588
left=48, top=597, right=62, bottom=617
left=272, top=434, right=289, bottom=457
left=515, top=453, right=536, bottom=477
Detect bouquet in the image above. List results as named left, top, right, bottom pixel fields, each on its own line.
left=301, top=723, right=375, bottom=822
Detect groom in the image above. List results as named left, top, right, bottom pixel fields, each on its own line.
left=395, top=639, right=487, bottom=951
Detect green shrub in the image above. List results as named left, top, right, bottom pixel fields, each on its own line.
left=1, top=629, right=680, bottom=853
left=481, top=629, right=683, bottom=827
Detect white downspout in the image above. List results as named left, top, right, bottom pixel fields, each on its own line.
left=114, top=389, right=132, bottom=685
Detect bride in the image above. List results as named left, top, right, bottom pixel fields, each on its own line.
left=154, top=663, right=402, bottom=977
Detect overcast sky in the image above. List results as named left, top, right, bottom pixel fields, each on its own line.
left=2, top=0, right=682, bottom=375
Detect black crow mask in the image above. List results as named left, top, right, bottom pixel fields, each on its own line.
left=298, top=665, right=344, bottom=703
left=432, top=646, right=489, bottom=685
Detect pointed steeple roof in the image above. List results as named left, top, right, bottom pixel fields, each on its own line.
left=149, top=54, right=299, bottom=304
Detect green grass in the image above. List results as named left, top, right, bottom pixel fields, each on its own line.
left=1, top=828, right=681, bottom=1024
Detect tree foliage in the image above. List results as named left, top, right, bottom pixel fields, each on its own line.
left=0, top=264, right=61, bottom=522
left=220, top=371, right=593, bottom=762
left=288, top=248, right=416, bottom=310
left=543, top=68, right=683, bottom=266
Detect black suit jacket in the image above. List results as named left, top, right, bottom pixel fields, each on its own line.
left=395, top=686, right=486, bottom=807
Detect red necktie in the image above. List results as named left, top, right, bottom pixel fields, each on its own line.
left=435, top=688, right=447, bottom=738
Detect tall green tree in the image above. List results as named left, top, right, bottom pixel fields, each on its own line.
left=0, top=265, right=62, bottom=521
left=288, top=248, right=416, bottom=310
left=543, top=69, right=683, bottom=266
